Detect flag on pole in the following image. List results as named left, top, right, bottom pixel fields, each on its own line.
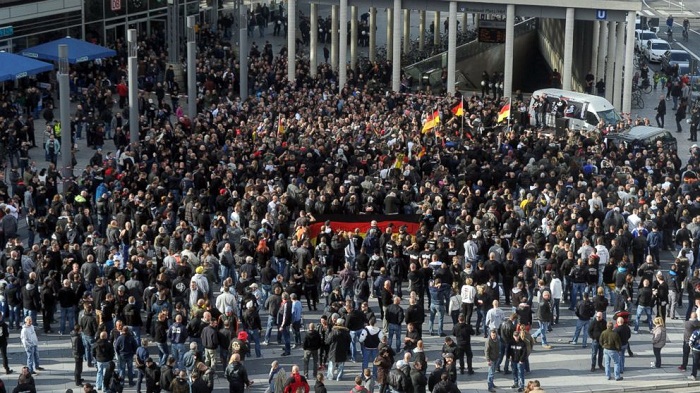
left=451, top=99, right=464, bottom=117
left=277, top=117, right=285, bottom=136
left=422, top=110, right=440, bottom=133
left=497, top=103, right=511, bottom=123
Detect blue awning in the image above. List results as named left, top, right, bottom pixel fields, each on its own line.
left=21, top=37, right=116, bottom=64
left=0, top=52, right=53, bottom=82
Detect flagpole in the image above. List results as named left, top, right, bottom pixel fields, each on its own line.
left=507, top=96, right=512, bottom=130
left=461, top=97, right=464, bottom=141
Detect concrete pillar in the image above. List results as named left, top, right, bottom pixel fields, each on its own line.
left=351, top=6, right=358, bottom=71
left=562, top=7, right=575, bottom=91
left=462, top=12, right=468, bottom=32
left=127, top=29, right=138, bottom=143
left=187, top=16, right=196, bottom=120
left=387, top=8, right=393, bottom=62
left=288, top=0, right=297, bottom=82
left=447, top=2, right=457, bottom=94
left=503, top=4, right=515, bottom=99
left=403, top=9, right=410, bottom=54
left=392, top=0, right=402, bottom=91
left=239, top=6, right=248, bottom=101
left=590, top=21, right=600, bottom=83
left=58, top=45, right=71, bottom=180
left=434, top=11, right=440, bottom=46
left=419, top=10, right=426, bottom=51
left=369, top=7, right=377, bottom=62
left=331, top=5, right=338, bottom=70
left=339, top=0, right=348, bottom=89
left=613, top=20, right=625, bottom=109
left=622, top=11, right=636, bottom=114
left=596, top=21, right=608, bottom=85
left=310, top=3, right=318, bottom=77
left=605, top=21, right=617, bottom=103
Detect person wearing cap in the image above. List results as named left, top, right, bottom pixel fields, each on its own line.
left=143, top=357, right=161, bottom=392
left=243, top=299, right=263, bottom=358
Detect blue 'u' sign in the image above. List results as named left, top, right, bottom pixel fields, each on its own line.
left=596, top=10, right=607, bottom=20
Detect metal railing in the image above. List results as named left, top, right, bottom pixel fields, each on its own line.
left=403, top=18, right=538, bottom=90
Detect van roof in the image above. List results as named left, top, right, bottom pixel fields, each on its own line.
left=625, top=126, right=672, bottom=140
left=531, top=89, right=615, bottom=111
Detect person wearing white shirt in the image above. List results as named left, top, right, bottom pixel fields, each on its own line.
left=485, top=300, right=505, bottom=333
left=595, top=239, right=610, bottom=286
left=460, top=278, right=476, bottom=326
left=549, top=274, right=563, bottom=325
left=20, top=316, right=43, bottom=374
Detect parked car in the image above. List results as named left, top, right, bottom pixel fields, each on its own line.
left=606, top=126, right=677, bottom=152
left=661, top=49, right=692, bottom=75
left=645, top=39, right=672, bottom=62
left=635, top=29, right=658, bottom=52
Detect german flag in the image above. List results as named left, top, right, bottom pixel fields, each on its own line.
left=497, top=103, right=510, bottom=123
left=277, top=117, right=285, bottom=136
left=307, top=214, right=422, bottom=243
left=422, top=110, right=440, bottom=133
left=451, top=99, right=464, bottom=117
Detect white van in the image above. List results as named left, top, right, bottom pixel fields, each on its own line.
left=529, top=88, right=621, bottom=132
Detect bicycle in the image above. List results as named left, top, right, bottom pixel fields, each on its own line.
left=631, top=88, right=645, bottom=109
left=683, top=27, right=689, bottom=42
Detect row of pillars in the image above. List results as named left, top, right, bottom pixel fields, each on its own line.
left=286, top=1, right=638, bottom=113
left=590, top=16, right=636, bottom=114
left=288, top=1, right=472, bottom=95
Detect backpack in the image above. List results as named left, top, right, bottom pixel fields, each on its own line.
left=582, top=300, right=596, bottom=319
left=322, top=277, right=332, bottom=294
left=690, top=329, right=700, bottom=351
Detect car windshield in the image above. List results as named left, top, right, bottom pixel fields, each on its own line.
left=642, top=32, right=657, bottom=40
left=652, top=43, right=670, bottom=50
left=598, top=109, right=621, bottom=125
left=671, top=52, right=690, bottom=62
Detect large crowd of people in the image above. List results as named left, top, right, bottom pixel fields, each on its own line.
left=1, top=13, right=700, bottom=393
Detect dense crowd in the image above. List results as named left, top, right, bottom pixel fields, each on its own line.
left=2, top=16, right=700, bottom=393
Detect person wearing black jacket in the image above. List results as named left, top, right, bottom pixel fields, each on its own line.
left=225, top=353, right=253, bottom=393
left=79, top=304, right=98, bottom=368
left=613, top=316, right=632, bottom=373
left=405, top=297, right=425, bottom=336
left=21, top=279, right=41, bottom=328
left=154, top=311, right=170, bottom=367
left=201, top=319, right=219, bottom=370
left=510, top=332, right=527, bottom=391
left=160, top=356, right=176, bottom=393
left=57, top=279, right=78, bottom=335
left=326, top=319, right=351, bottom=381
left=427, top=359, right=444, bottom=393
left=143, top=357, right=161, bottom=393
left=588, top=312, right=606, bottom=371
left=93, top=331, right=115, bottom=391
left=387, top=361, right=412, bottom=393
left=39, top=278, right=55, bottom=334
left=303, top=322, right=322, bottom=377
left=410, top=361, right=427, bottom=393
left=0, top=312, right=12, bottom=374
left=385, top=297, right=404, bottom=354
left=635, top=279, right=655, bottom=333
left=344, top=303, right=366, bottom=363
left=452, top=314, right=474, bottom=374
left=243, top=301, right=263, bottom=358
left=71, top=325, right=85, bottom=386
left=431, top=372, right=460, bottom=393
left=407, top=263, right=425, bottom=308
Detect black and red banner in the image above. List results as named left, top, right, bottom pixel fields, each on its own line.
left=308, top=214, right=422, bottom=240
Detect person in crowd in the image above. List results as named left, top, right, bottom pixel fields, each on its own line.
left=651, top=316, right=667, bottom=368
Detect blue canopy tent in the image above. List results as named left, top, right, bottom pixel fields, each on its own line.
left=21, top=37, right=116, bottom=64
left=0, top=52, right=53, bottom=82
